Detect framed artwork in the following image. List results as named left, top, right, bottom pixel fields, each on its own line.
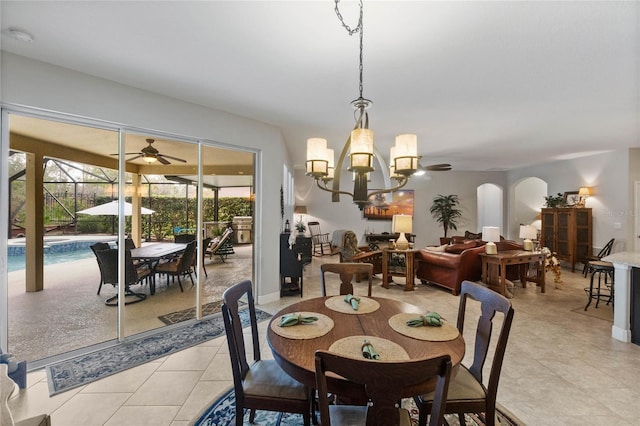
left=363, top=189, right=414, bottom=220
left=563, top=191, right=580, bottom=206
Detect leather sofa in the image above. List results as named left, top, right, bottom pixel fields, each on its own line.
left=416, top=238, right=523, bottom=295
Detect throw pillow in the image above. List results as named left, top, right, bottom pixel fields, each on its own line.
left=445, top=240, right=477, bottom=254
left=465, top=231, right=482, bottom=240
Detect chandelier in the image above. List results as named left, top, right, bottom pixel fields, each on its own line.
left=305, top=0, right=419, bottom=210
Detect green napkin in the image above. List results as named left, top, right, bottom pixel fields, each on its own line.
left=406, top=311, right=443, bottom=327
left=361, top=339, right=380, bottom=360
left=279, top=313, right=319, bottom=327
left=344, top=294, right=360, bottom=310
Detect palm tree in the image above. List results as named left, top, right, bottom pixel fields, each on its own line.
left=430, top=194, right=462, bottom=240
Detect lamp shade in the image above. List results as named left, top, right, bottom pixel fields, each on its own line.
left=578, top=187, right=591, bottom=196
left=294, top=205, right=307, bottom=214
left=519, top=225, right=538, bottom=240
left=482, top=226, right=500, bottom=242
left=392, top=215, right=413, bottom=234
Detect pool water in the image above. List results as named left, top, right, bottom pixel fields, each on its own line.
left=7, top=248, right=95, bottom=272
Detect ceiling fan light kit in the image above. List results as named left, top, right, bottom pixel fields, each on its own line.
left=112, top=138, right=187, bottom=165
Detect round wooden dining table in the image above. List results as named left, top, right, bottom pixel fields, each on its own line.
left=267, top=296, right=465, bottom=399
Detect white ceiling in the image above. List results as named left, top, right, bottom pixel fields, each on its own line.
left=1, top=1, right=638, bottom=172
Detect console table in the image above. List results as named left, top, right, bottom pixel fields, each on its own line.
left=382, top=249, right=418, bottom=291
left=366, top=233, right=415, bottom=245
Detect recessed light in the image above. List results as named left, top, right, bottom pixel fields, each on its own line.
left=5, top=27, right=34, bottom=42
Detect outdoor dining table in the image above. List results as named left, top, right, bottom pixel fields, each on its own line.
left=267, top=296, right=465, bottom=401
left=130, top=242, right=187, bottom=294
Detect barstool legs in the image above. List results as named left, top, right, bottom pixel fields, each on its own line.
left=584, top=266, right=614, bottom=311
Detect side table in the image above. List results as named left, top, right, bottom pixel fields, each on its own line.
left=480, top=250, right=546, bottom=296
left=382, top=249, right=418, bottom=291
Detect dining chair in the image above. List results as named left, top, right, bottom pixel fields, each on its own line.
left=174, top=233, right=196, bottom=244
left=156, top=240, right=197, bottom=292
left=94, top=248, right=149, bottom=306
left=320, top=262, right=373, bottom=296
left=582, top=238, right=615, bottom=277
left=315, top=350, right=452, bottom=426
left=414, top=280, right=514, bottom=426
left=90, top=242, right=111, bottom=295
left=308, top=221, right=332, bottom=256
left=222, top=280, right=314, bottom=426
left=200, top=237, right=212, bottom=277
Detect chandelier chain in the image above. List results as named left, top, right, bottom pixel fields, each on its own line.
left=334, top=0, right=365, bottom=100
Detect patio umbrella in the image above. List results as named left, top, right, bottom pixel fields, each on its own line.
left=77, top=201, right=155, bottom=216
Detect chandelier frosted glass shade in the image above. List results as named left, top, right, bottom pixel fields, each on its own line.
left=349, top=128, right=375, bottom=172
left=306, top=138, right=329, bottom=177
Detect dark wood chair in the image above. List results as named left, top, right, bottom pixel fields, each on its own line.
left=90, top=242, right=111, bottom=295
left=94, top=248, right=149, bottom=306
left=315, top=350, right=452, bottom=426
left=582, top=238, right=615, bottom=277
left=320, top=262, right=373, bottom=297
left=415, top=280, right=515, bottom=426
left=308, top=221, right=332, bottom=256
left=222, top=280, right=314, bottom=426
left=156, top=240, right=197, bottom=292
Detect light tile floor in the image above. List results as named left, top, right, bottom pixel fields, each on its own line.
left=8, top=256, right=640, bottom=426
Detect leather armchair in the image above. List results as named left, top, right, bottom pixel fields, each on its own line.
left=416, top=239, right=525, bottom=295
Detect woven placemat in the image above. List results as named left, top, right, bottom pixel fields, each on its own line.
left=270, top=312, right=334, bottom=340
left=329, top=335, right=409, bottom=361
left=388, top=313, right=460, bottom=341
left=324, top=295, right=380, bottom=314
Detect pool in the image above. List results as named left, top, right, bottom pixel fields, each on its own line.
left=7, top=237, right=114, bottom=272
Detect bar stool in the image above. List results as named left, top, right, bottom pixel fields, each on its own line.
left=584, top=260, right=614, bottom=311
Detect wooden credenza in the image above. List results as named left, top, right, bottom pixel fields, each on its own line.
left=540, top=207, right=592, bottom=272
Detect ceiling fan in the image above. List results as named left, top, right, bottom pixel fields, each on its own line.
left=113, top=138, right=187, bottom=165
left=414, top=160, right=452, bottom=175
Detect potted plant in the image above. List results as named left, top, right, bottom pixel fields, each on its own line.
left=544, top=193, right=566, bottom=208
left=295, top=221, right=306, bottom=234
left=430, top=194, right=462, bottom=244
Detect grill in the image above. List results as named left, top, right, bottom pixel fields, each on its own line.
left=232, top=216, right=253, bottom=244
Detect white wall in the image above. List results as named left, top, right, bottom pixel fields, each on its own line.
left=296, top=168, right=507, bottom=249
left=1, top=52, right=291, bottom=302
left=507, top=149, right=634, bottom=253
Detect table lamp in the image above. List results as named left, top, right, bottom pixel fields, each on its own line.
left=482, top=226, right=500, bottom=254
left=392, top=214, right=412, bottom=250
left=577, top=187, right=591, bottom=207
left=519, top=225, right=538, bottom=251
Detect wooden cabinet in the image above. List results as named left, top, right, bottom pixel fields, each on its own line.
left=540, top=208, right=592, bottom=272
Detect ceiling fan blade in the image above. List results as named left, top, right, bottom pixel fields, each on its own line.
left=110, top=152, right=142, bottom=156
left=127, top=154, right=144, bottom=161
left=425, top=163, right=452, bottom=171
left=156, top=155, right=171, bottom=165
left=158, top=154, right=187, bottom=163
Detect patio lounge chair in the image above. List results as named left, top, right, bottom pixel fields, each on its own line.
left=206, top=228, right=234, bottom=263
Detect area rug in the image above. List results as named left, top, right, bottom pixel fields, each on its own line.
left=45, top=308, right=271, bottom=396
left=192, top=388, right=524, bottom=426
left=158, top=300, right=226, bottom=325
